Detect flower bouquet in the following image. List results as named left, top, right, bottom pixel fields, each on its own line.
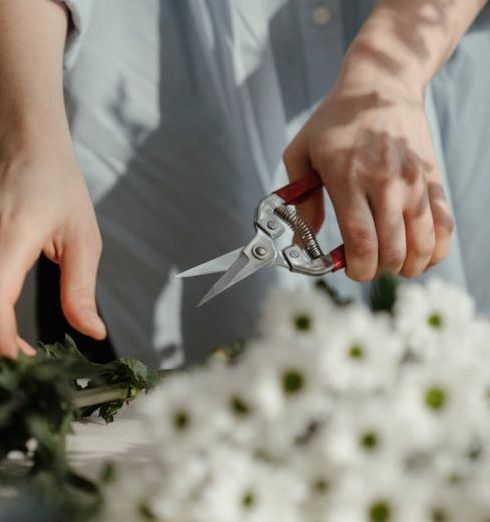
left=101, top=278, right=490, bottom=522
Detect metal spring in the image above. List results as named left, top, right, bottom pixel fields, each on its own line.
left=274, top=205, right=324, bottom=259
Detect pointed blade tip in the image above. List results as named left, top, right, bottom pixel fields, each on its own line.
left=175, top=268, right=198, bottom=279
left=176, top=248, right=244, bottom=280
left=197, top=292, right=214, bottom=307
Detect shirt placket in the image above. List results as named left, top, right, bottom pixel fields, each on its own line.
left=294, top=0, right=345, bottom=107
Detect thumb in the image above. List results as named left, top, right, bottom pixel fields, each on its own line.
left=59, top=232, right=106, bottom=340
left=283, top=133, right=325, bottom=233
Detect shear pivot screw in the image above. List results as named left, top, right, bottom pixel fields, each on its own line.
left=267, top=220, right=278, bottom=230
left=253, top=246, right=268, bottom=259
left=290, top=249, right=300, bottom=259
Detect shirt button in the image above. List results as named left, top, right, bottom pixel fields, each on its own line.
left=311, top=5, right=333, bottom=26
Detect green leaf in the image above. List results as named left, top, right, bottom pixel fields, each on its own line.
left=39, top=336, right=157, bottom=422
left=0, top=335, right=157, bottom=520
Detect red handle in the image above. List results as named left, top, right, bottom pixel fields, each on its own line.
left=275, top=170, right=347, bottom=272
left=274, top=169, right=323, bottom=205
left=329, top=244, right=346, bottom=272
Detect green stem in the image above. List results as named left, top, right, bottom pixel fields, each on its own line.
left=73, top=385, right=129, bottom=409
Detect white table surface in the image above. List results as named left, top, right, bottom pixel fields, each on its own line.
left=67, top=404, right=154, bottom=480
left=0, top=405, right=152, bottom=521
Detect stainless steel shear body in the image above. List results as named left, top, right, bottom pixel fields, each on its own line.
left=177, top=170, right=346, bottom=306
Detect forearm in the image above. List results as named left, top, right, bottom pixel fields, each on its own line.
left=339, top=0, right=488, bottom=97
left=0, top=0, right=70, bottom=146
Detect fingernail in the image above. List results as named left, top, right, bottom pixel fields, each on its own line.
left=83, top=310, right=107, bottom=339
left=15, top=336, right=37, bottom=357
left=21, top=345, right=37, bottom=357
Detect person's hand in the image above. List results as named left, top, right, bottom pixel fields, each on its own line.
left=283, top=80, right=453, bottom=282
left=0, top=137, right=106, bottom=358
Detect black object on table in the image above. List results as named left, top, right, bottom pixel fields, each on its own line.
left=36, top=255, right=116, bottom=364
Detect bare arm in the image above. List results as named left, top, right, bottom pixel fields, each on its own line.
left=341, top=0, right=488, bottom=95
left=0, top=0, right=69, bottom=142
left=284, top=0, right=487, bottom=281
left=0, top=0, right=106, bottom=357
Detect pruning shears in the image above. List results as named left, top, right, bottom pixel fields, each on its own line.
left=176, top=169, right=346, bottom=306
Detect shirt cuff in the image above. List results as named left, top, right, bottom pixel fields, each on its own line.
left=54, top=0, right=95, bottom=69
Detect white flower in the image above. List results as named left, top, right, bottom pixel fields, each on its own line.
left=325, top=398, right=402, bottom=470
left=205, top=358, right=279, bottom=448
left=291, top=438, right=342, bottom=522
left=394, top=278, right=476, bottom=356
left=328, top=462, right=428, bottom=522
left=257, top=286, right=335, bottom=347
left=96, top=462, right=163, bottom=522
left=144, top=454, right=209, bottom=521
left=391, top=360, right=478, bottom=454
left=415, top=470, right=490, bottom=522
left=242, top=340, right=332, bottom=456
left=320, top=304, right=402, bottom=393
left=137, top=371, right=226, bottom=455
left=188, top=448, right=305, bottom=522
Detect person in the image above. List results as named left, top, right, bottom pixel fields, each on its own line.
left=0, top=0, right=488, bottom=365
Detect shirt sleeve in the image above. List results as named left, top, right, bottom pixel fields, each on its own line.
left=53, top=0, right=96, bottom=69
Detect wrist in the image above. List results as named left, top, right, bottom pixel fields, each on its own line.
left=0, top=114, right=74, bottom=165
left=0, top=78, right=69, bottom=157
left=338, top=35, right=428, bottom=103
left=338, top=0, right=446, bottom=102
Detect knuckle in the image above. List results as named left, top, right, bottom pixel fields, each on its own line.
left=403, top=159, right=428, bottom=187
left=346, top=224, right=377, bottom=258
left=346, top=265, right=377, bottom=283
left=93, top=232, right=103, bottom=256
left=430, top=252, right=446, bottom=266
left=436, top=214, right=455, bottom=237
left=412, top=237, right=435, bottom=259
left=315, top=146, right=347, bottom=177
left=405, top=174, right=426, bottom=198
left=380, top=248, right=405, bottom=271
left=399, top=267, right=416, bottom=279
left=371, top=168, right=396, bottom=191
left=282, top=147, right=294, bottom=168
left=313, top=143, right=332, bottom=167
left=400, top=264, right=425, bottom=279
left=430, top=243, right=450, bottom=266
left=76, top=225, right=103, bottom=256
left=0, top=211, right=28, bottom=236
left=282, top=141, right=304, bottom=173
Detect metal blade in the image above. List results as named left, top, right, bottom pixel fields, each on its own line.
left=175, top=248, right=243, bottom=278
left=198, top=252, right=266, bottom=306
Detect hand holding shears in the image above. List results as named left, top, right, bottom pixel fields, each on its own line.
left=177, top=170, right=346, bottom=305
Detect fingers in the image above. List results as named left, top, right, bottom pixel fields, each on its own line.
left=283, top=133, right=453, bottom=281
left=327, top=180, right=378, bottom=281
left=17, top=336, right=36, bottom=356
left=0, top=233, right=38, bottom=358
left=427, top=181, right=454, bottom=267
left=400, top=203, right=435, bottom=278
left=0, top=301, right=20, bottom=358
left=283, top=135, right=325, bottom=233
left=59, top=228, right=107, bottom=341
left=317, top=167, right=442, bottom=281
left=367, top=180, right=406, bottom=276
